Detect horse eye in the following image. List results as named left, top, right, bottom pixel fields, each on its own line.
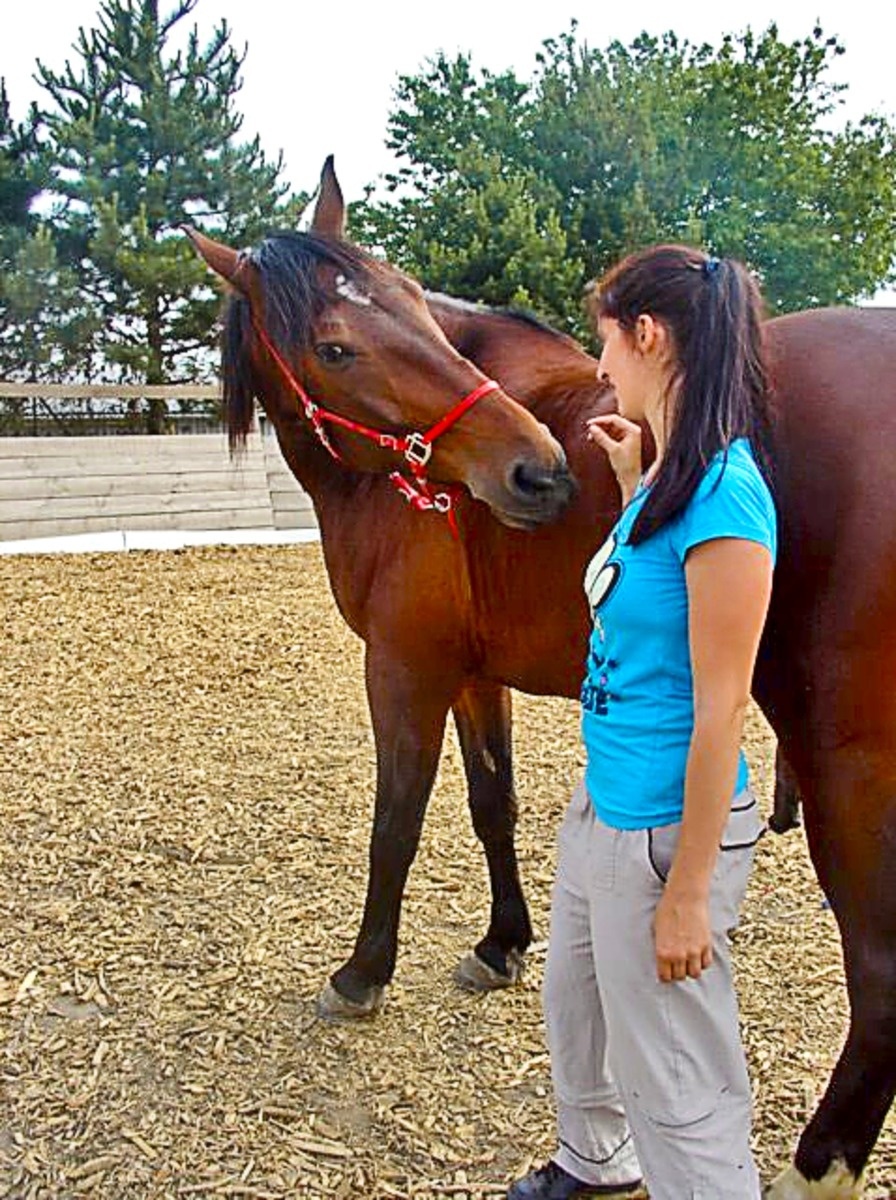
left=314, top=342, right=353, bottom=366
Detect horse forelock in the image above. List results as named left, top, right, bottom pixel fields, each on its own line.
left=249, top=232, right=378, bottom=352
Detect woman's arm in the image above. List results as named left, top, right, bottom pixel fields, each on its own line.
left=653, top=536, right=774, bottom=983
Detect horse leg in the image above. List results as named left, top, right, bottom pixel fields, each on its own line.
left=318, top=647, right=454, bottom=1021
left=767, top=949, right=896, bottom=1199
left=769, top=744, right=802, bottom=834
left=451, top=680, right=532, bottom=991
left=766, top=768, right=896, bottom=1199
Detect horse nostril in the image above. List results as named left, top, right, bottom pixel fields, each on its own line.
left=512, top=462, right=553, bottom=497
left=511, top=460, right=576, bottom=505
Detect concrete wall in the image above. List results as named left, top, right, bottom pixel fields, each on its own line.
left=0, top=432, right=316, bottom=543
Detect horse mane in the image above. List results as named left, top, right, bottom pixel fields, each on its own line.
left=425, top=291, right=585, bottom=352
left=493, top=305, right=584, bottom=348
left=220, top=232, right=378, bottom=449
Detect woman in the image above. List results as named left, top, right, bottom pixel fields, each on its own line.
left=509, top=245, right=777, bottom=1200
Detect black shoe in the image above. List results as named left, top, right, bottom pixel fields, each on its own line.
left=507, top=1160, right=644, bottom=1200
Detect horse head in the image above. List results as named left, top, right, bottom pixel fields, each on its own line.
left=185, top=159, right=575, bottom=531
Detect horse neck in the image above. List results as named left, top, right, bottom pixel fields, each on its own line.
left=426, top=297, right=611, bottom=436
left=265, top=403, right=360, bottom=506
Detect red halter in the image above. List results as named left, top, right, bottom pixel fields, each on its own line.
left=252, top=319, right=499, bottom=538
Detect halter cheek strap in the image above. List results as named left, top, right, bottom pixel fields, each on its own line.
left=251, top=318, right=500, bottom=538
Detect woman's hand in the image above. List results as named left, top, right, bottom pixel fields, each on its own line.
left=654, top=884, right=712, bottom=982
left=585, top=413, right=643, bottom=504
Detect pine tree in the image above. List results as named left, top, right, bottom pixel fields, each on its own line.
left=36, top=0, right=304, bottom=428
left=0, top=81, right=44, bottom=243
left=0, top=83, right=95, bottom=386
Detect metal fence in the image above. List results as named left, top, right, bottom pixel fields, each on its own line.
left=0, top=382, right=223, bottom=436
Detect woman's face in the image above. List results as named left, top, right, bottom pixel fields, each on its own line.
left=596, top=317, right=649, bottom=420
left=596, top=314, right=673, bottom=422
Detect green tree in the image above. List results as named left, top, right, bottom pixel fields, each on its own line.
left=354, top=56, right=586, bottom=326
left=362, top=141, right=581, bottom=318
left=35, top=0, right=304, bottom=428
left=0, top=227, right=102, bottom=387
left=355, top=24, right=896, bottom=337
left=0, top=81, right=44, bottom=245
left=1, top=82, right=104, bottom=385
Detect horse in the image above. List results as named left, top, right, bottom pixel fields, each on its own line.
left=187, top=159, right=896, bottom=1199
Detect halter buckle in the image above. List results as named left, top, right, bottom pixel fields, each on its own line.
left=404, top=432, right=432, bottom=468
left=432, top=492, right=452, bottom=514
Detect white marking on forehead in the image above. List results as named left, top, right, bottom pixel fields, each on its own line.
left=335, top=273, right=372, bottom=307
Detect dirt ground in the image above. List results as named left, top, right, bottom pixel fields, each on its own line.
left=1, top=543, right=893, bottom=1198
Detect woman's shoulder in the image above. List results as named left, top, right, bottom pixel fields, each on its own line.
left=696, top=439, right=772, bottom=502
left=672, top=438, right=777, bottom=559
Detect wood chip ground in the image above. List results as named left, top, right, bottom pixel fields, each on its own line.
left=1, top=545, right=893, bottom=1198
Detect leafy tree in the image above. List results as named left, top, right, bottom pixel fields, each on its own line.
left=355, top=24, right=896, bottom=337
left=363, top=141, right=581, bottom=316
left=356, top=58, right=580, bottom=319
left=35, top=0, right=305, bottom=427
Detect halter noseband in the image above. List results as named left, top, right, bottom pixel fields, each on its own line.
left=252, top=317, right=499, bottom=538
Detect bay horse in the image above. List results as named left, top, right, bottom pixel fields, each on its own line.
left=188, top=160, right=896, bottom=1198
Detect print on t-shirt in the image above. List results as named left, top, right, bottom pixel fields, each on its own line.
left=581, top=531, right=622, bottom=718
left=584, top=531, right=623, bottom=615
left=581, top=637, right=617, bottom=716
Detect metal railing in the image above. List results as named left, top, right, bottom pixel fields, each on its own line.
left=0, top=382, right=223, bottom=436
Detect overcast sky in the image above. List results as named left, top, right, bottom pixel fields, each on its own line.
left=3, top=1, right=895, bottom=297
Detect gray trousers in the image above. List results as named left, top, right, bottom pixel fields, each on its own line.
left=543, top=780, right=764, bottom=1200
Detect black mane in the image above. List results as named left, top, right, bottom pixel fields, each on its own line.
left=424, top=290, right=583, bottom=351
left=493, top=304, right=573, bottom=339
left=220, top=232, right=377, bottom=447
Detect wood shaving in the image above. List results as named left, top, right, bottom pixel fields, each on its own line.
left=1, top=544, right=892, bottom=1198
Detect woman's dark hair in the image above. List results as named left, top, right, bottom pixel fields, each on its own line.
left=589, top=243, right=775, bottom=545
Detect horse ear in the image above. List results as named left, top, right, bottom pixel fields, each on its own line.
left=183, top=225, right=256, bottom=296
left=310, top=155, right=345, bottom=239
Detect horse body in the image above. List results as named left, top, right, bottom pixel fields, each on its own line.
left=754, top=309, right=896, bottom=1191
left=189, top=164, right=896, bottom=1196
left=757, top=308, right=896, bottom=847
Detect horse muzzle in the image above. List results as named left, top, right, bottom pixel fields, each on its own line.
left=472, top=450, right=577, bottom=529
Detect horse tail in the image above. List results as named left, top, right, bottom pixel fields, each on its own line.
left=220, top=295, right=257, bottom=453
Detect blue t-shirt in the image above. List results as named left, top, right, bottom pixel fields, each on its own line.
left=581, top=438, right=777, bottom=829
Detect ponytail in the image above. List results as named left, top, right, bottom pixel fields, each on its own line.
left=591, top=244, right=774, bottom=545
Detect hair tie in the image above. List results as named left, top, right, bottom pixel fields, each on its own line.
left=703, top=256, right=721, bottom=278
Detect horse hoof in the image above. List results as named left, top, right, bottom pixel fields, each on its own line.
left=316, top=981, right=385, bottom=1021
left=764, top=1160, right=863, bottom=1199
left=455, top=948, right=524, bottom=992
